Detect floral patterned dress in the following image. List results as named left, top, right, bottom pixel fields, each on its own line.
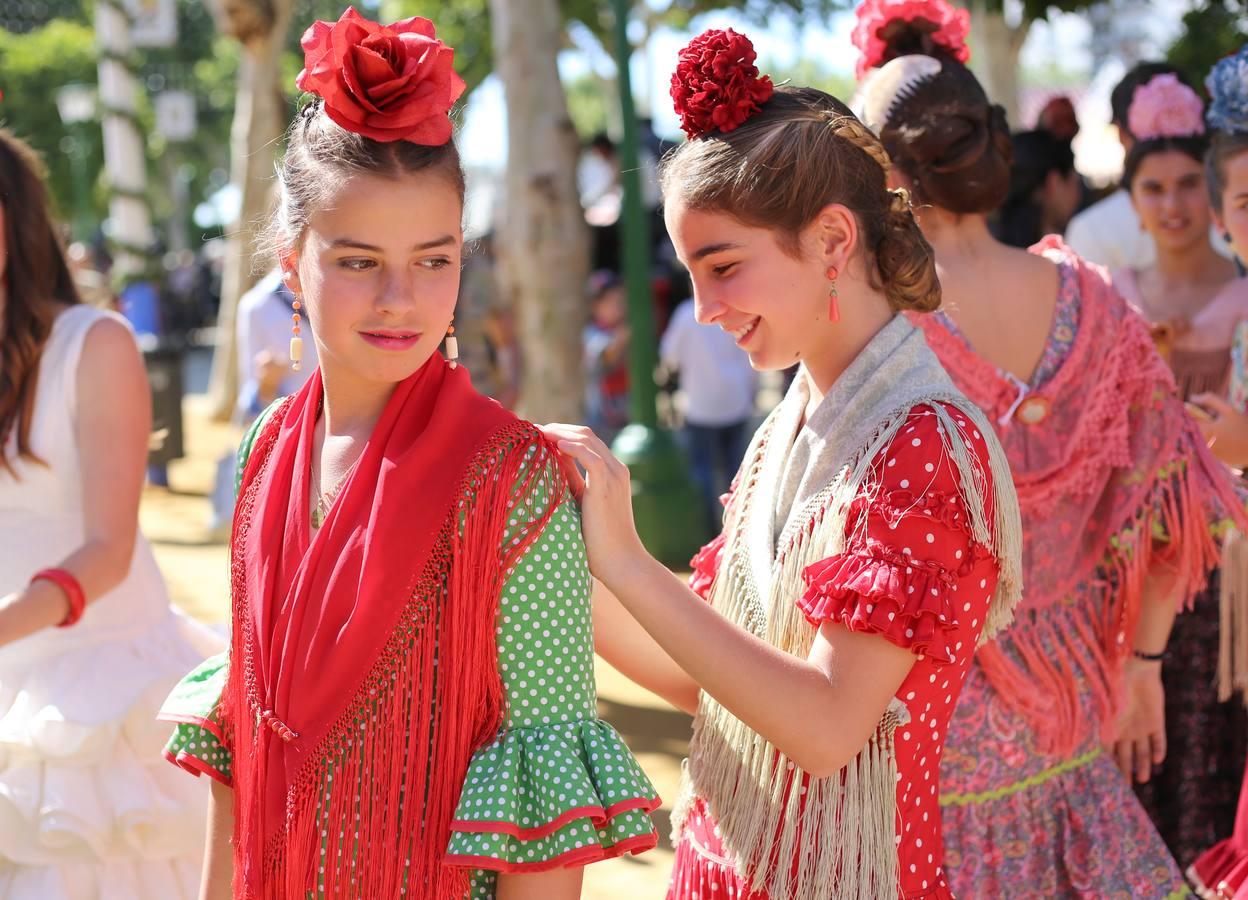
left=931, top=261, right=1191, bottom=898
left=159, top=423, right=659, bottom=898
left=671, top=404, right=1001, bottom=899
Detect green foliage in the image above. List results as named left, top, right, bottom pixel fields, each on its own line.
left=564, top=71, right=613, bottom=138
left=1166, top=1, right=1248, bottom=95
left=0, top=19, right=101, bottom=225
left=383, top=0, right=850, bottom=99
left=761, top=54, right=856, bottom=104
left=962, top=0, right=1100, bottom=21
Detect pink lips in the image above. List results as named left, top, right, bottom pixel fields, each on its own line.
left=360, top=329, right=422, bottom=351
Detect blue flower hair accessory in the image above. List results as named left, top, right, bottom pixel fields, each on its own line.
left=1207, top=45, right=1248, bottom=135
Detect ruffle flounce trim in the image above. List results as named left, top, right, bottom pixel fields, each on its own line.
left=0, top=611, right=219, bottom=871
left=0, top=855, right=201, bottom=900
left=799, top=548, right=962, bottom=664
left=688, top=532, right=726, bottom=602
left=163, top=722, right=231, bottom=788
left=446, top=718, right=659, bottom=868
left=0, top=612, right=220, bottom=762
left=1190, top=838, right=1248, bottom=899
left=156, top=650, right=227, bottom=742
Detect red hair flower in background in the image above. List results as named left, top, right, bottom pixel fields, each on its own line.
left=670, top=28, right=773, bottom=140
left=851, top=0, right=970, bottom=78
left=296, top=7, right=465, bottom=144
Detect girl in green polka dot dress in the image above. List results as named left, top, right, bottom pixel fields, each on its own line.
left=156, top=11, right=658, bottom=899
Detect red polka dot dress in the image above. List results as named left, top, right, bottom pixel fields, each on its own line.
left=674, top=404, right=1000, bottom=899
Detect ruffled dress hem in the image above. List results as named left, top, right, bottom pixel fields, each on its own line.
left=1190, top=841, right=1248, bottom=899
left=446, top=717, right=660, bottom=870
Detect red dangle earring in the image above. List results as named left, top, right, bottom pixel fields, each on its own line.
left=826, top=265, right=840, bottom=323
left=444, top=321, right=458, bottom=369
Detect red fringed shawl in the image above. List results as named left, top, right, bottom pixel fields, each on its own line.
left=914, top=237, right=1248, bottom=755
left=223, top=356, right=565, bottom=898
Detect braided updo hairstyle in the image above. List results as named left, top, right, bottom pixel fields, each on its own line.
left=659, top=86, right=941, bottom=314
left=876, top=62, right=1013, bottom=216
left=270, top=99, right=465, bottom=249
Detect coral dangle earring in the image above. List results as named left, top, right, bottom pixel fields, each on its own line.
left=290, top=298, right=304, bottom=372
left=826, top=265, right=840, bottom=323
left=444, top=322, right=458, bottom=369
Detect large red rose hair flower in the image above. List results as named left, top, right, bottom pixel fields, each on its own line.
left=670, top=28, right=774, bottom=140
left=295, top=7, right=465, bottom=145
left=851, top=0, right=970, bottom=78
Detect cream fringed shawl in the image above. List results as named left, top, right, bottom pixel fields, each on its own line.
left=671, top=315, right=1023, bottom=899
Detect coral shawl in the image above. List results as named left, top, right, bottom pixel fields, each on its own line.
left=913, top=237, right=1247, bottom=754
left=223, top=355, right=563, bottom=899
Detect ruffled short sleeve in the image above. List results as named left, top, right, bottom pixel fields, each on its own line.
left=158, top=651, right=232, bottom=786
left=445, top=490, right=659, bottom=877
left=797, top=405, right=999, bottom=666
left=688, top=532, right=726, bottom=601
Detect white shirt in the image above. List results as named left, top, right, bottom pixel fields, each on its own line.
left=1066, top=188, right=1234, bottom=270
left=235, top=269, right=316, bottom=416
left=1065, top=189, right=1156, bottom=270
left=659, top=300, right=758, bottom=426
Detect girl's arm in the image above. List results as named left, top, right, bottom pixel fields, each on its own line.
left=1110, top=556, right=1183, bottom=784
left=497, top=867, right=584, bottom=900
left=1191, top=392, right=1248, bottom=468
left=592, top=578, right=701, bottom=715
left=544, top=425, right=915, bottom=778
left=200, top=779, right=235, bottom=900
left=605, top=554, right=914, bottom=777
left=0, top=318, right=151, bottom=645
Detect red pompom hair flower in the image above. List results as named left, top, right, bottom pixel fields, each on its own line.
left=670, top=28, right=774, bottom=140
left=851, top=0, right=970, bottom=78
left=296, top=7, right=466, bottom=144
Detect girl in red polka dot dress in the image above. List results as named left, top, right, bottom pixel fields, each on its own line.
left=543, top=29, right=1023, bottom=900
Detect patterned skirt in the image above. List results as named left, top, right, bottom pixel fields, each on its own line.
left=941, top=614, right=1189, bottom=899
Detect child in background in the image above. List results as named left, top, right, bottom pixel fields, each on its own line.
left=584, top=270, right=631, bottom=445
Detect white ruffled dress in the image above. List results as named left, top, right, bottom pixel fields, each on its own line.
left=0, top=305, right=222, bottom=898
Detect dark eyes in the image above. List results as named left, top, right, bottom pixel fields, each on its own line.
left=712, top=262, right=737, bottom=277
left=337, top=257, right=453, bottom=272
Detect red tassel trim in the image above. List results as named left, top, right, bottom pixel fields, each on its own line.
left=977, top=446, right=1240, bottom=756
left=225, top=423, right=566, bottom=899
left=450, top=796, right=662, bottom=840
left=444, top=832, right=659, bottom=874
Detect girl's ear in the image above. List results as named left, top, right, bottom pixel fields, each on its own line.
left=804, top=203, right=858, bottom=275
left=279, top=247, right=302, bottom=297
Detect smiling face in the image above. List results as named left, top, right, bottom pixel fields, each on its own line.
left=284, top=168, right=463, bottom=389
left=1215, top=150, right=1248, bottom=262
left=664, top=200, right=831, bottom=372
left=1130, top=149, right=1212, bottom=252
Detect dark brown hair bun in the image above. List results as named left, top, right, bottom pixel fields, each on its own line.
left=878, top=63, right=1013, bottom=216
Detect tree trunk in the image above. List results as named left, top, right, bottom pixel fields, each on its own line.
left=966, top=0, right=1029, bottom=129
left=205, top=0, right=293, bottom=420
left=489, top=0, right=589, bottom=423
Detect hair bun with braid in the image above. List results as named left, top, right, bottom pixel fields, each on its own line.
left=876, top=187, right=940, bottom=312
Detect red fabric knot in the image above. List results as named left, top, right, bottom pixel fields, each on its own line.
left=669, top=28, right=773, bottom=139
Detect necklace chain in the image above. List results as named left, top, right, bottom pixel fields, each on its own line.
left=311, top=457, right=357, bottom=529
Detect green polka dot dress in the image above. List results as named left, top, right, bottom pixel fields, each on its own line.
left=158, top=420, right=659, bottom=898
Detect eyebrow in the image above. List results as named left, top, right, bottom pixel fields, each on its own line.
left=691, top=241, right=744, bottom=261
left=328, top=235, right=457, bottom=252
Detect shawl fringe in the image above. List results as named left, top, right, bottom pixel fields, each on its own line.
left=226, top=418, right=565, bottom=899
left=674, top=393, right=1020, bottom=899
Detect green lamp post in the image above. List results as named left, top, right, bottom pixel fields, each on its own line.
left=608, top=0, right=708, bottom=566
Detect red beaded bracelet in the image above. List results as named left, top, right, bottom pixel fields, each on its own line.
left=31, top=568, right=86, bottom=628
